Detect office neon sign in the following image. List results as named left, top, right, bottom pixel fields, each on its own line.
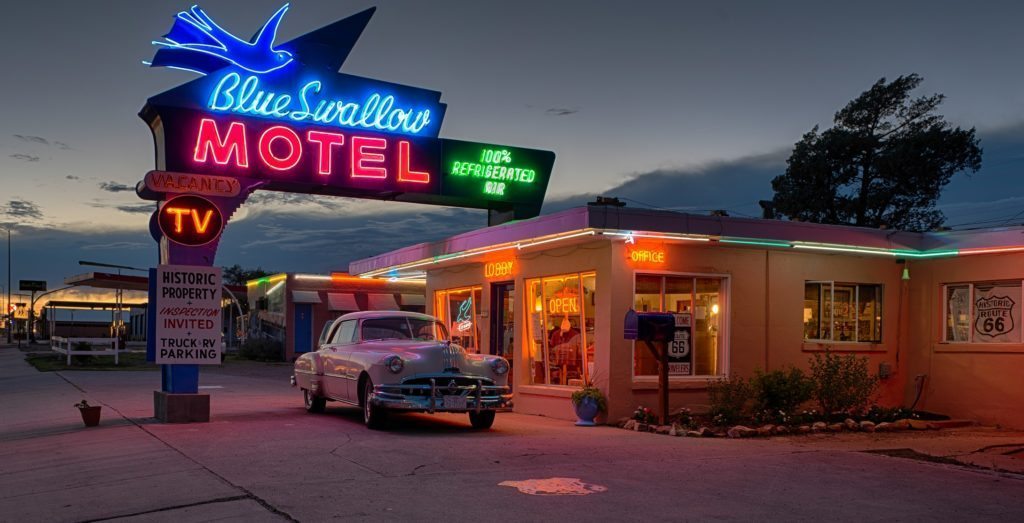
left=139, top=3, right=554, bottom=233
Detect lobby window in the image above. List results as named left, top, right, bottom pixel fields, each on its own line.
left=525, top=272, right=596, bottom=387
left=943, top=282, right=1022, bottom=344
left=434, top=287, right=482, bottom=353
left=633, top=274, right=726, bottom=378
left=804, top=282, right=882, bottom=343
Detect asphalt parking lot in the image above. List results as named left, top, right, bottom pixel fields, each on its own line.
left=3, top=345, right=1024, bottom=522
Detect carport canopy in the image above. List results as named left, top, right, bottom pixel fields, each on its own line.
left=292, top=291, right=322, bottom=304
left=367, top=293, right=399, bottom=311
left=327, top=292, right=359, bottom=311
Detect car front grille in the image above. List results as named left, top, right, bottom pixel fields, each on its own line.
left=398, top=376, right=495, bottom=397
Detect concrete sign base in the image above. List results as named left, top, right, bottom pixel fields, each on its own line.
left=154, top=391, right=210, bottom=423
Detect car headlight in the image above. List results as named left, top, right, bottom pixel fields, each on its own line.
left=491, top=358, right=509, bottom=375
left=386, top=355, right=404, bottom=374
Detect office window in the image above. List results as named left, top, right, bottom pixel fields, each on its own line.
left=633, top=274, right=726, bottom=377
left=804, top=282, right=882, bottom=343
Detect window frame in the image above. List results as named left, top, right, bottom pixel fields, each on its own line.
left=941, top=281, right=1024, bottom=345
left=433, top=286, right=483, bottom=352
left=631, top=270, right=731, bottom=380
left=524, top=271, right=596, bottom=387
left=803, top=281, right=883, bottom=344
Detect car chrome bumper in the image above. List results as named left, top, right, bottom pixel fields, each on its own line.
left=370, top=377, right=512, bottom=413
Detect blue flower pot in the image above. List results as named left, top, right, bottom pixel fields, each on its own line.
left=574, top=396, right=600, bottom=426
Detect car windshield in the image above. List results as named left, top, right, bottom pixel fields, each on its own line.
left=361, top=317, right=449, bottom=342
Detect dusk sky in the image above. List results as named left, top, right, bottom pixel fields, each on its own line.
left=2, top=0, right=1024, bottom=303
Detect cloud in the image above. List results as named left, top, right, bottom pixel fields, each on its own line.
left=13, top=134, right=49, bottom=145
left=87, top=201, right=153, bottom=214
left=65, top=175, right=79, bottom=180
left=80, top=241, right=149, bottom=251
left=115, top=204, right=155, bottom=215
left=245, top=191, right=350, bottom=212
left=1, top=198, right=43, bottom=220
left=12, top=134, right=72, bottom=150
left=544, top=150, right=787, bottom=217
left=545, top=107, right=580, bottom=116
left=221, top=206, right=487, bottom=272
left=9, top=153, right=40, bottom=162
left=99, top=181, right=135, bottom=193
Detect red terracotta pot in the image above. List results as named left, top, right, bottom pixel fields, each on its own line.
left=79, top=406, right=102, bottom=427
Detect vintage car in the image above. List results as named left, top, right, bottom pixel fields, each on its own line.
left=291, top=311, right=512, bottom=429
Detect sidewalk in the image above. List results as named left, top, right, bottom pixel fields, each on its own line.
left=0, top=343, right=286, bottom=522
left=3, top=342, right=1024, bottom=521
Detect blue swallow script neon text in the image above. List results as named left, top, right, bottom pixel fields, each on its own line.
left=207, top=72, right=432, bottom=135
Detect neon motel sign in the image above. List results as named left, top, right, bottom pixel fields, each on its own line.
left=139, top=3, right=556, bottom=250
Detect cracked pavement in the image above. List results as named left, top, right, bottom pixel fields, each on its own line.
left=3, top=344, right=1024, bottom=521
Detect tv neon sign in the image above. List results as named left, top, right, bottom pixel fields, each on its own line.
left=157, top=194, right=224, bottom=246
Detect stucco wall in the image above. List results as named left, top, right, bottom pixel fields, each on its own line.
left=906, top=253, right=1024, bottom=429
left=427, top=238, right=909, bottom=423
left=607, top=243, right=905, bottom=422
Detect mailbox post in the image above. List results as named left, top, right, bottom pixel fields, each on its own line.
left=624, top=309, right=689, bottom=425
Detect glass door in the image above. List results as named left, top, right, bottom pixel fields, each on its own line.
left=490, top=282, right=515, bottom=390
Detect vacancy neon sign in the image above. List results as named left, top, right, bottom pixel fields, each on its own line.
left=192, top=118, right=431, bottom=184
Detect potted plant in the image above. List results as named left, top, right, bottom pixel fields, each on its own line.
left=75, top=400, right=102, bottom=427
left=571, top=383, right=607, bottom=426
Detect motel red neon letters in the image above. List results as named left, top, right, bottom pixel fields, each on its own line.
left=192, top=118, right=430, bottom=184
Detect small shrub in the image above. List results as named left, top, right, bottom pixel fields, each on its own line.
left=809, top=351, right=879, bottom=420
left=632, top=406, right=658, bottom=425
left=72, top=341, right=94, bottom=365
left=750, top=367, right=813, bottom=419
left=239, top=338, right=284, bottom=362
left=864, top=405, right=918, bottom=423
left=706, top=375, right=751, bottom=426
left=670, top=407, right=698, bottom=429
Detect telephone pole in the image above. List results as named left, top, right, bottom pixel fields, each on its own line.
left=6, top=227, right=11, bottom=343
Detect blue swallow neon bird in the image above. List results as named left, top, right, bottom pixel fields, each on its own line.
left=148, top=3, right=294, bottom=75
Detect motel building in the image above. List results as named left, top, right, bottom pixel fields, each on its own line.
left=348, top=204, right=1024, bottom=429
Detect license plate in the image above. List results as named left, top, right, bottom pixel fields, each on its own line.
left=443, top=395, right=467, bottom=410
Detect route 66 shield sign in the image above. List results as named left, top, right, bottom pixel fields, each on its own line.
left=974, top=295, right=1015, bottom=339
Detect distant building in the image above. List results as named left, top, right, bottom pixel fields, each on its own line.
left=245, top=273, right=425, bottom=360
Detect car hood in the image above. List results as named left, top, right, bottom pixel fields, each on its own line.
left=360, top=340, right=504, bottom=381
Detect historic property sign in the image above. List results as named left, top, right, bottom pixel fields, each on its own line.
left=154, top=265, right=222, bottom=365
